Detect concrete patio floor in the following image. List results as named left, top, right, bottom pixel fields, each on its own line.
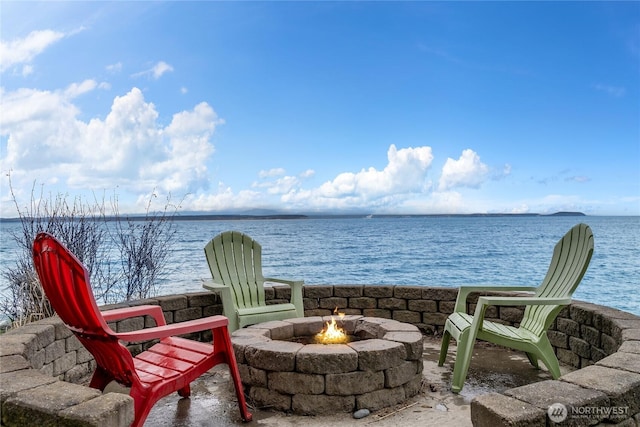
left=142, top=337, right=570, bottom=427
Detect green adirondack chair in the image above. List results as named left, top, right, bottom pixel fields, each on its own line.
left=203, top=231, right=304, bottom=332
left=438, top=223, right=594, bottom=393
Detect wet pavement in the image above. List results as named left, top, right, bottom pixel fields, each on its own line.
left=142, top=337, right=571, bottom=427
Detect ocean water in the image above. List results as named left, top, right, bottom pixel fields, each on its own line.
left=1, top=216, right=638, bottom=315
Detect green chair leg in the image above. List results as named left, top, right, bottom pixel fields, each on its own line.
left=450, top=327, right=477, bottom=394
left=525, top=352, right=540, bottom=369
left=535, top=335, right=561, bottom=379
left=438, top=330, right=451, bottom=367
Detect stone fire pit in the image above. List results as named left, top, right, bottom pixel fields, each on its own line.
left=230, top=316, right=424, bottom=415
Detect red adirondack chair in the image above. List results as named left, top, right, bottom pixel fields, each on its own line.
left=32, top=232, right=252, bottom=427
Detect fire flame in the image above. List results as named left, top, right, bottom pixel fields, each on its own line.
left=315, top=308, right=348, bottom=344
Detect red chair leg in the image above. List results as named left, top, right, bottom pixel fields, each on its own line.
left=213, top=327, right=253, bottom=422
left=178, top=384, right=191, bottom=397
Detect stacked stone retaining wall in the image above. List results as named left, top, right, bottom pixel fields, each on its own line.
left=1, top=285, right=639, bottom=426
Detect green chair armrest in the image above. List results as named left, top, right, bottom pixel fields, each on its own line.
left=454, top=285, right=538, bottom=313
left=264, top=277, right=304, bottom=287
left=264, top=278, right=304, bottom=317
left=476, top=296, right=571, bottom=307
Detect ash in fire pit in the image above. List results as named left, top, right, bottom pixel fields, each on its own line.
left=231, top=316, right=424, bottom=415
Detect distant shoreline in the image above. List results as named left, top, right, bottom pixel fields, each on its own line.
left=0, top=211, right=587, bottom=222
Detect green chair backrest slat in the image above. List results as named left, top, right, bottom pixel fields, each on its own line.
left=205, top=231, right=266, bottom=309
left=520, top=223, right=594, bottom=336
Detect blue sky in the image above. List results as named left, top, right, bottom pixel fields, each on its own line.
left=1, top=1, right=638, bottom=217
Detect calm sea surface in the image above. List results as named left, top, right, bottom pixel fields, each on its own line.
left=1, top=216, right=638, bottom=315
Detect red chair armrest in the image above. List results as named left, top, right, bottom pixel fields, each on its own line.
left=114, top=315, right=229, bottom=342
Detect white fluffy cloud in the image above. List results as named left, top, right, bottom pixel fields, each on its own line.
left=1, top=86, right=221, bottom=207
left=0, top=30, right=65, bottom=73
left=279, top=145, right=434, bottom=209
left=438, top=149, right=489, bottom=191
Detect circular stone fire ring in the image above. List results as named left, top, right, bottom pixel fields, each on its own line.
left=230, top=316, right=424, bottom=415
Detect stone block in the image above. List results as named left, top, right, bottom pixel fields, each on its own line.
left=363, top=285, right=394, bottom=298
left=561, top=365, right=640, bottom=417
left=7, top=325, right=55, bottom=351
left=596, top=352, right=640, bottom=375
left=156, top=295, right=188, bottom=311
left=569, top=336, right=592, bottom=359
left=66, top=335, right=83, bottom=352
left=283, top=316, right=324, bottom=337
left=292, top=394, right=355, bottom=415
left=76, top=347, right=94, bottom=364
left=393, top=310, right=421, bottom=324
left=349, top=297, right=377, bottom=309
left=263, top=286, right=275, bottom=300
left=382, top=331, right=423, bottom=360
left=114, top=317, right=144, bottom=333
left=394, top=286, right=422, bottom=299
left=238, top=363, right=267, bottom=387
left=591, top=346, right=607, bottom=363
left=273, top=284, right=292, bottom=300
left=36, top=317, right=73, bottom=340
left=580, top=325, right=601, bottom=347
left=348, top=339, right=406, bottom=371
left=325, top=370, right=383, bottom=395
left=0, top=355, right=30, bottom=374
left=174, top=307, right=202, bottom=323
left=203, top=305, right=223, bottom=317
left=304, top=286, right=333, bottom=298
left=378, top=298, right=407, bottom=310
left=621, top=328, right=640, bottom=342
left=319, top=297, right=348, bottom=310
left=0, top=369, right=58, bottom=402
left=362, top=309, right=391, bottom=319
left=249, top=386, right=291, bottom=411
left=557, top=318, right=581, bottom=337
left=186, top=292, right=218, bottom=307
left=0, top=333, right=38, bottom=359
left=30, top=349, right=45, bottom=370
left=423, top=312, right=449, bottom=326
left=248, top=320, right=294, bottom=340
left=44, top=340, right=66, bottom=364
left=548, top=330, right=569, bottom=349
left=570, top=303, right=594, bottom=326
left=244, top=340, right=302, bottom=372
left=334, top=285, right=363, bottom=297
left=303, top=297, right=319, bottom=309
left=297, top=344, right=357, bottom=374
left=407, top=299, right=437, bottom=312
left=385, top=360, right=419, bottom=388
left=471, top=392, right=547, bottom=427
left=601, top=334, right=619, bottom=356
left=618, top=341, right=640, bottom=354
left=3, top=381, right=101, bottom=426
left=438, top=301, right=456, bottom=314
left=499, top=307, right=524, bottom=324
left=422, top=287, right=457, bottom=301
left=305, top=309, right=332, bottom=317
left=64, top=363, right=91, bottom=383
left=268, top=371, right=324, bottom=395
left=356, top=386, right=405, bottom=412
left=505, top=379, right=609, bottom=426
left=331, top=315, right=364, bottom=335
left=403, top=375, right=423, bottom=397
left=58, top=392, right=134, bottom=427
left=557, top=348, right=581, bottom=368
left=53, top=351, right=77, bottom=377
